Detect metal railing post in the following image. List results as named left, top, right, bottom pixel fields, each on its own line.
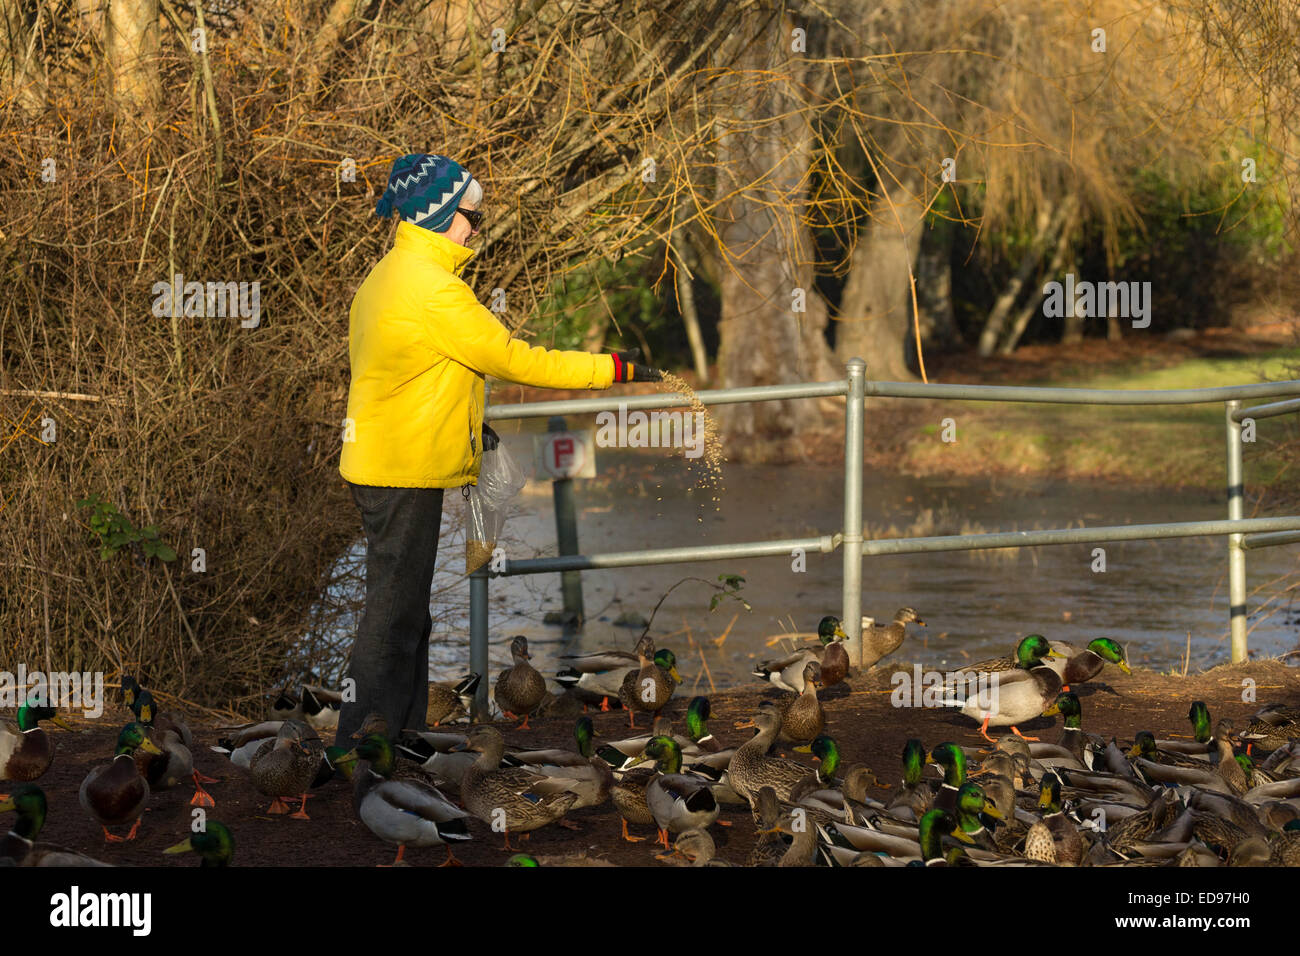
left=548, top=415, right=585, bottom=625
left=842, top=358, right=866, bottom=667
left=1225, top=400, right=1247, bottom=663
left=469, top=564, right=490, bottom=719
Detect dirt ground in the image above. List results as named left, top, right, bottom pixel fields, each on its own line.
left=14, top=658, right=1298, bottom=867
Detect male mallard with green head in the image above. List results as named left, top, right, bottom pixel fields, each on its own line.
left=555, top=645, right=644, bottom=710
left=1044, top=637, right=1131, bottom=687
left=495, top=635, right=547, bottom=730
left=948, top=634, right=1062, bottom=742
left=953, top=781, right=1003, bottom=851
left=886, top=738, right=935, bottom=821
left=925, top=742, right=968, bottom=813
left=1, top=784, right=110, bottom=866
left=629, top=735, right=720, bottom=848
left=1035, top=772, right=1083, bottom=865
left=917, top=807, right=975, bottom=866
left=618, top=637, right=680, bottom=728
left=752, top=615, right=849, bottom=692
left=339, top=734, right=471, bottom=866
left=131, top=685, right=218, bottom=807
left=163, top=821, right=235, bottom=867
left=0, top=700, right=72, bottom=782
left=79, top=722, right=162, bottom=842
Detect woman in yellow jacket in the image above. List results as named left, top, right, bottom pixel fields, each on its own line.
left=338, top=154, right=659, bottom=742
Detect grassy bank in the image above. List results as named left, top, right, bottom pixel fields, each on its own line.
left=901, top=349, right=1300, bottom=491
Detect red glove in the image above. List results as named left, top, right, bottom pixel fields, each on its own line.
left=611, top=348, right=663, bottom=383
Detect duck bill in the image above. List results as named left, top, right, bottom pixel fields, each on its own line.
left=1118, top=661, right=1132, bottom=675
left=1036, top=790, right=1053, bottom=809
left=52, top=716, right=75, bottom=731
left=668, top=666, right=682, bottom=683
left=982, top=802, right=1004, bottom=820
left=162, top=837, right=194, bottom=855
left=953, top=827, right=976, bottom=844
left=0, top=796, right=15, bottom=813
left=139, top=738, right=164, bottom=755
left=1041, top=703, right=1060, bottom=717
left=834, top=624, right=848, bottom=640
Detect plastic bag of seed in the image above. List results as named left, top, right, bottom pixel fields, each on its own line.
left=465, top=442, right=527, bottom=573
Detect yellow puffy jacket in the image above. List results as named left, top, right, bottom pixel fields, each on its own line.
left=340, top=221, right=616, bottom=488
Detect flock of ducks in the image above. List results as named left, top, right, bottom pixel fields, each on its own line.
left=3, top=615, right=1300, bottom=866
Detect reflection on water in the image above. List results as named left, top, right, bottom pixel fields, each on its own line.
left=328, top=440, right=1300, bottom=688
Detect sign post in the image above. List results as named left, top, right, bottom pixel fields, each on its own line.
left=536, top=416, right=593, bottom=625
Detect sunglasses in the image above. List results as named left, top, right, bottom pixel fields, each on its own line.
left=456, top=207, right=483, bottom=233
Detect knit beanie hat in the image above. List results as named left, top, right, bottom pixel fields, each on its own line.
left=375, top=153, right=474, bottom=234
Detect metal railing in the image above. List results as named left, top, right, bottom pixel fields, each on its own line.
left=466, top=358, right=1300, bottom=719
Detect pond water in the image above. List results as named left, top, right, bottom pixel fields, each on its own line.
left=397, top=436, right=1300, bottom=690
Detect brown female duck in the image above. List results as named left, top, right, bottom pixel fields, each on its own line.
left=495, top=636, right=546, bottom=730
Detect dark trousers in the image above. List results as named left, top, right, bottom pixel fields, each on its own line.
left=336, top=482, right=445, bottom=743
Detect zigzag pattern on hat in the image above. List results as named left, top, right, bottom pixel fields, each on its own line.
left=388, top=154, right=441, bottom=192
left=409, top=178, right=471, bottom=225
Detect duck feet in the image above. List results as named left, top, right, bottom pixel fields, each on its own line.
left=289, top=793, right=313, bottom=820
left=379, top=845, right=407, bottom=867
left=557, top=818, right=582, bottom=831
left=439, top=846, right=464, bottom=867
left=1009, top=726, right=1040, bottom=742
left=125, top=816, right=143, bottom=841
left=621, top=819, right=647, bottom=843
left=513, top=714, right=533, bottom=731
left=266, top=797, right=292, bottom=814
left=600, top=697, right=611, bottom=712
left=190, top=772, right=216, bottom=808
left=193, top=770, right=220, bottom=784
left=102, top=826, right=126, bottom=843
left=976, top=715, right=997, bottom=744
left=655, top=827, right=671, bottom=848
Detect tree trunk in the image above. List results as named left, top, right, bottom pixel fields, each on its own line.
left=711, top=4, right=834, bottom=460
left=835, top=178, right=926, bottom=382
left=672, top=234, right=710, bottom=385
left=916, top=223, right=960, bottom=349
left=978, top=202, right=1059, bottom=356
left=1062, top=264, right=1084, bottom=344
left=105, top=0, right=160, bottom=116
left=999, top=203, right=1076, bottom=354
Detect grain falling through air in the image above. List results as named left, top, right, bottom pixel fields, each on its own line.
left=655, top=371, right=726, bottom=522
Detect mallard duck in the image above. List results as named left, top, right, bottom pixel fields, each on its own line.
left=608, top=760, right=658, bottom=844
left=427, top=674, right=481, bottom=726
left=752, top=616, right=849, bottom=693
left=618, top=637, right=680, bottom=728
left=925, top=742, right=969, bottom=813
left=0, top=701, right=72, bottom=782
left=1212, top=720, right=1250, bottom=796
left=751, top=785, right=787, bottom=866
left=341, top=736, right=472, bottom=866
left=271, top=684, right=341, bottom=730
left=727, top=708, right=818, bottom=807
left=396, top=729, right=476, bottom=792
left=1127, top=731, right=1213, bottom=773
left=249, top=719, right=324, bottom=818
left=684, top=695, right=724, bottom=753
left=776, top=663, right=826, bottom=749
left=885, top=738, right=935, bottom=822
left=659, top=827, right=735, bottom=866
left=504, top=716, right=613, bottom=810
left=1159, top=700, right=1213, bottom=755
left=495, top=636, right=547, bottom=730
left=1239, top=702, right=1300, bottom=753
left=456, top=725, right=578, bottom=848
left=953, top=781, right=1003, bottom=851
left=918, top=808, right=975, bottom=866
left=131, top=687, right=217, bottom=807
left=1, top=785, right=111, bottom=866
left=946, top=634, right=1062, bottom=742
left=1035, top=772, right=1083, bottom=865
left=1043, top=637, right=1131, bottom=686
left=1041, top=692, right=1099, bottom=768
left=628, top=735, right=720, bottom=847
left=861, top=607, right=925, bottom=668
left=212, top=720, right=286, bottom=768
left=163, top=821, right=234, bottom=867
left=79, top=722, right=162, bottom=842
left=555, top=646, right=644, bottom=709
